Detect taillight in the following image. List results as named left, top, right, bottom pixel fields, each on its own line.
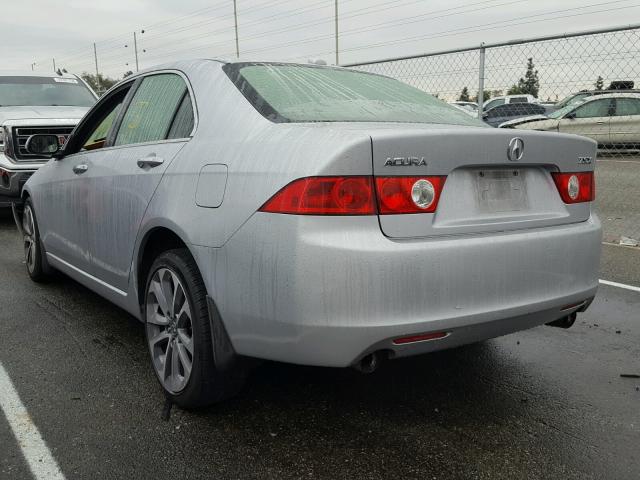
left=375, top=176, right=446, bottom=214
left=551, top=172, right=595, bottom=204
left=259, top=176, right=376, bottom=215
left=260, top=175, right=447, bottom=215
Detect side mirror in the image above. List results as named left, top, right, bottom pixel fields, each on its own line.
left=25, top=134, right=61, bottom=157
left=482, top=112, right=489, bottom=119
left=564, top=111, right=576, bottom=120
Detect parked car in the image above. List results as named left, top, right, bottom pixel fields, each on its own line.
left=450, top=101, right=479, bottom=117
left=17, top=60, right=601, bottom=407
left=547, top=85, right=640, bottom=112
left=483, top=102, right=547, bottom=127
left=501, top=92, right=640, bottom=148
left=0, top=71, right=97, bottom=207
left=482, top=94, right=538, bottom=111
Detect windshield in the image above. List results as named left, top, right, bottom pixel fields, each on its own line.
left=0, top=76, right=96, bottom=107
left=554, top=92, right=589, bottom=110
left=224, top=63, right=484, bottom=126
left=548, top=99, right=587, bottom=119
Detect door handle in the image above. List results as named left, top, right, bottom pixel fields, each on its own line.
left=137, top=157, right=164, bottom=169
left=596, top=121, right=606, bottom=125
left=72, top=164, right=89, bottom=175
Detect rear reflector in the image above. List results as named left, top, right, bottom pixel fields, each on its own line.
left=375, top=176, right=446, bottom=214
left=259, top=176, right=376, bottom=215
left=551, top=172, right=594, bottom=204
left=392, top=331, right=449, bottom=345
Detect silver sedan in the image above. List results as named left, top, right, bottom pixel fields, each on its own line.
left=17, top=60, right=601, bottom=407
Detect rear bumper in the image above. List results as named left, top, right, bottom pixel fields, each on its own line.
left=207, top=213, right=602, bottom=367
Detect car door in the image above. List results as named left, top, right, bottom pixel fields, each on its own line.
left=35, top=83, right=132, bottom=274
left=609, top=97, right=640, bottom=146
left=84, top=72, right=196, bottom=292
left=558, top=98, right=613, bottom=144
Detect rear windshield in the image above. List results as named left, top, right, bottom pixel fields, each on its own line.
left=0, top=76, right=96, bottom=107
left=224, top=63, right=484, bottom=126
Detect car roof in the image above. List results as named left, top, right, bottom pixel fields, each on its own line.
left=582, top=92, right=640, bottom=100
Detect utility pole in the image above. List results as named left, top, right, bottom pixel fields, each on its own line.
left=94, top=42, right=101, bottom=93
left=52, top=58, right=56, bottom=73
left=31, top=62, right=36, bottom=71
left=334, top=0, right=339, bottom=65
left=233, top=0, right=240, bottom=58
left=133, top=31, right=139, bottom=72
left=477, top=43, right=486, bottom=120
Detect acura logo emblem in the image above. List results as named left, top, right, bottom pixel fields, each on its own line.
left=507, top=137, right=524, bottom=161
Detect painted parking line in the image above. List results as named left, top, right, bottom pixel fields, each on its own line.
left=599, top=279, right=640, bottom=293
left=0, top=362, right=65, bottom=480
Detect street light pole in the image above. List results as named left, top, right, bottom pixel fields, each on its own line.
left=233, top=0, right=240, bottom=58
left=335, top=0, right=339, bottom=65
left=94, top=42, right=101, bottom=93
left=133, top=31, right=140, bottom=72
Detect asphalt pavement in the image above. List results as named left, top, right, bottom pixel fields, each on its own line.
left=0, top=206, right=639, bottom=480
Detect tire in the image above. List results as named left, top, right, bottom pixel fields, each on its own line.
left=144, top=248, right=246, bottom=408
left=22, top=198, right=52, bottom=283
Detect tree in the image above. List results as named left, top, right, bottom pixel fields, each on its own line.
left=458, top=87, right=470, bottom=102
left=80, top=72, right=118, bottom=95
left=507, top=57, right=540, bottom=97
left=594, top=76, right=604, bottom=90
left=471, top=90, right=492, bottom=103
left=123, top=70, right=134, bottom=78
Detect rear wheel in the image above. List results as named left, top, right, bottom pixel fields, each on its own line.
left=144, top=248, right=245, bottom=408
left=22, top=199, right=51, bottom=283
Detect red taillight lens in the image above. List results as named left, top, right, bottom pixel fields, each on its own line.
left=375, top=176, right=446, bottom=214
left=259, top=176, right=376, bottom=215
left=551, top=172, right=595, bottom=204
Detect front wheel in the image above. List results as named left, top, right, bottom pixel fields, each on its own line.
left=144, top=248, right=245, bottom=408
left=22, top=199, right=51, bottom=283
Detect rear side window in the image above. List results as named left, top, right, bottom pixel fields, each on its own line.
left=115, top=73, right=189, bottom=146
left=615, top=98, right=640, bottom=116
left=484, top=98, right=505, bottom=111
left=167, top=93, right=195, bottom=139
left=224, top=63, right=483, bottom=127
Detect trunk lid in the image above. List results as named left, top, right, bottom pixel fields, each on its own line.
left=371, top=126, right=596, bottom=238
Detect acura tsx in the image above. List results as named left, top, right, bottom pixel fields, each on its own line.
left=17, top=60, right=601, bottom=407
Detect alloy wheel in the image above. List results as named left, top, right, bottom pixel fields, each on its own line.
left=146, top=267, right=194, bottom=394
left=22, top=206, right=37, bottom=274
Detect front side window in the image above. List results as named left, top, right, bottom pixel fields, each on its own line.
left=615, top=98, right=640, bottom=116
left=115, top=74, right=189, bottom=146
left=224, top=63, right=483, bottom=126
left=574, top=99, right=612, bottom=119
left=83, top=100, right=124, bottom=150
left=0, top=76, right=96, bottom=107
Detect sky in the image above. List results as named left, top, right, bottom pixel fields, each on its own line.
left=0, top=0, right=637, bottom=80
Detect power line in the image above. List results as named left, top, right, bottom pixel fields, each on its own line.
left=292, top=0, right=639, bottom=62
left=137, top=0, right=526, bottom=64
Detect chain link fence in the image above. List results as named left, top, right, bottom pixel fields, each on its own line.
left=346, top=24, right=640, bottom=246
left=345, top=24, right=640, bottom=159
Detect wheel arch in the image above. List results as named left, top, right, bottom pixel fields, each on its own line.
left=134, top=223, right=202, bottom=312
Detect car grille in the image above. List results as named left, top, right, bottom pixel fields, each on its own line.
left=11, top=126, right=74, bottom=161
